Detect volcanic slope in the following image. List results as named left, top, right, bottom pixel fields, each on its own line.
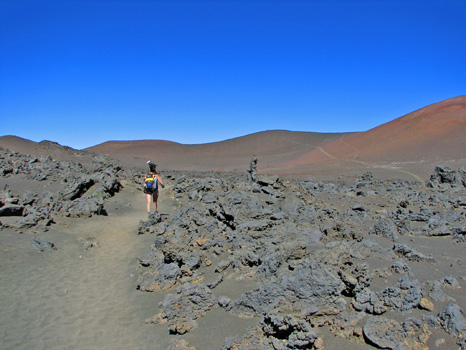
left=278, top=95, right=466, bottom=179
left=0, top=135, right=98, bottom=164
left=84, top=130, right=351, bottom=172
left=2, top=96, right=465, bottom=180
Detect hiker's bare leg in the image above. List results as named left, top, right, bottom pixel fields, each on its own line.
left=145, top=193, right=152, bottom=213
left=153, top=192, right=159, bottom=212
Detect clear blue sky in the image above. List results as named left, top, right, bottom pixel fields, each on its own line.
left=1, top=0, right=465, bottom=149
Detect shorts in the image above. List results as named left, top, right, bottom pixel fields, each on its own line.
left=144, top=188, right=158, bottom=197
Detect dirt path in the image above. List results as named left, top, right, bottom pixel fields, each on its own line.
left=0, top=184, right=173, bottom=350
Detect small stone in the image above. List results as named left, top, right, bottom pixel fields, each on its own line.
left=353, top=327, right=363, bottom=337
left=79, top=236, right=99, bottom=249
left=181, top=265, right=193, bottom=277
left=167, top=339, right=196, bottom=350
left=32, top=238, right=57, bottom=252
left=218, top=296, right=231, bottom=308
left=419, top=298, right=435, bottom=311
left=313, top=336, right=324, bottom=350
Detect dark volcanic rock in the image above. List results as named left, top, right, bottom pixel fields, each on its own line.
left=393, top=243, right=436, bottom=263
left=390, top=259, right=411, bottom=275
left=363, top=316, right=431, bottom=349
left=260, top=314, right=319, bottom=350
left=428, top=166, right=466, bottom=188
left=60, top=176, right=95, bottom=201
left=230, top=259, right=345, bottom=318
left=0, top=204, right=25, bottom=216
left=438, top=304, right=466, bottom=336
left=137, top=263, right=182, bottom=292
left=377, top=280, right=422, bottom=312
left=110, top=165, right=466, bottom=348
left=32, top=238, right=57, bottom=252
left=138, top=213, right=166, bottom=235
left=157, top=283, right=217, bottom=334
left=62, top=197, right=107, bottom=218
left=247, top=154, right=257, bottom=183
left=352, top=288, right=387, bottom=315
left=0, top=148, right=126, bottom=231
left=370, top=217, right=399, bottom=241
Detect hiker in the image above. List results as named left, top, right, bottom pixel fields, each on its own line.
left=143, top=161, right=164, bottom=214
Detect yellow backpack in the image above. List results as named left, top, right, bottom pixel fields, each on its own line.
left=144, top=174, right=158, bottom=191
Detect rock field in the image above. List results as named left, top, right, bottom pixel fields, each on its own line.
left=1, top=146, right=466, bottom=350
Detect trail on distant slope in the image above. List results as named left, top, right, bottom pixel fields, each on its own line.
left=280, top=137, right=425, bottom=182
left=337, top=138, right=360, bottom=160
left=280, top=138, right=338, bottom=160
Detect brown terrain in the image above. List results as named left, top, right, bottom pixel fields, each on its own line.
left=83, top=95, right=465, bottom=181
left=1, top=95, right=464, bottom=181
left=278, top=95, right=466, bottom=180
left=1, top=96, right=466, bottom=350
left=84, top=131, right=351, bottom=174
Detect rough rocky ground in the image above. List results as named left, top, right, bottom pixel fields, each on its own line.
left=1, top=147, right=466, bottom=350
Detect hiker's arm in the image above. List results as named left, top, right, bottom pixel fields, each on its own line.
left=157, top=175, right=165, bottom=188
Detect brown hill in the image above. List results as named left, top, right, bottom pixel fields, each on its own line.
left=85, top=131, right=351, bottom=172
left=2, top=96, right=465, bottom=181
left=0, top=136, right=96, bottom=164
left=276, top=96, right=466, bottom=180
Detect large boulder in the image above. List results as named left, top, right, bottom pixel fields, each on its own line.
left=438, top=304, right=466, bottom=336
left=363, top=317, right=431, bottom=349
left=428, top=166, right=466, bottom=188
left=156, top=283, right=217, bottom=334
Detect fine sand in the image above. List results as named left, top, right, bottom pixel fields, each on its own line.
left=0, top=183, right=174, bottom=350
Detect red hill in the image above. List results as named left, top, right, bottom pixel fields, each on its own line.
left=277, top=96, right=466, bottom=179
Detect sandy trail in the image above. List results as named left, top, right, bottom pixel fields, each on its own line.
left=0, top=184, right=172, bottom=350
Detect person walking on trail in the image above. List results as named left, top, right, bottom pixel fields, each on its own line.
left=143, top=161, right=164, bottom=214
